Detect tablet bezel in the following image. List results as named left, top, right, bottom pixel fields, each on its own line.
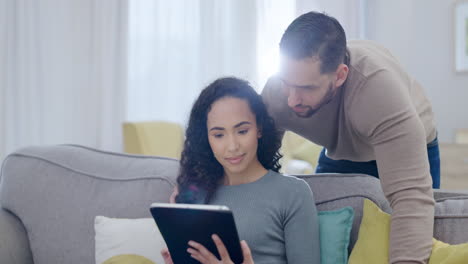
left=150, top=202, right=244, bottom=264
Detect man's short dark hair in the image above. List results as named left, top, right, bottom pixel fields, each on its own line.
left=279, top=11, right=347, bottom=73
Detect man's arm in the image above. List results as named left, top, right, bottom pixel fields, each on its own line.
left=350, top=70, right=434, bottom=264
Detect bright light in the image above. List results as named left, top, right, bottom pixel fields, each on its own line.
left=254, top=0, right=295, bottom=91
left=257, top=48, right=280, bottom=91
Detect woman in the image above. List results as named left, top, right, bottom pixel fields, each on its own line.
left=163, top=77, right=320, bottom=264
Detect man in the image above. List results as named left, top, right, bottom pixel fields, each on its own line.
left=262, top=12, right=439, bottom=264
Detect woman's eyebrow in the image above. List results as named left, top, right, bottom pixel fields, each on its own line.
left=209, top=126, right=225, bottom=131
left=234, top=121, right=251, bottom=128
left=209, top=121, right=251, bottom=131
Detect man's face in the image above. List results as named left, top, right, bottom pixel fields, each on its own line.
left=279, top=55, right=338, bottom=118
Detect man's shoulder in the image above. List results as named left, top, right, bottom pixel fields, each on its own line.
left=347, top=39, right=392, bottom=56
left=261, top=76, right=282, bottom=99
left=347, top=40, right=401, bottom=78
left=260, top=76, right=291, bottom=120
left=344, top=40, right=408, bottom=107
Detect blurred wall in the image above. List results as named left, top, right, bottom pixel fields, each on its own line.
left=366, top=0, right=468, bottom=143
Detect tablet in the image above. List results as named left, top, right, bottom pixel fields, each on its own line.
left=150, top=203, right=243, bottom=264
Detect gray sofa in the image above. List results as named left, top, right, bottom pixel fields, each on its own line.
left=1, top=145, right=467, bottom=264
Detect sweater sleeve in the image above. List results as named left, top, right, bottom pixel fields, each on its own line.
left=261, top=76, right=288, bottom=138
left=283, top=180, right=321, bottom=264
left=261, top=76, right=278, bottom=115
left=349, top=70, right=435, bottom=264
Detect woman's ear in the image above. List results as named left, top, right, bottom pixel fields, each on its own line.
left=257, top=129, right=262, bottom=139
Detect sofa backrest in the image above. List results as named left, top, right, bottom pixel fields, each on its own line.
left=298, top=174, right=391, bottom=250
left=0, top=145, right=391, bottom=264
left=0, top=145, right=178, bottom=264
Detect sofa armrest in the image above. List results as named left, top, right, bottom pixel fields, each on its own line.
left=0, top=208, right=33, bottom=264
left=434, top=189, right=468, bottom=201
left=434, top=194, right=468, bottom=244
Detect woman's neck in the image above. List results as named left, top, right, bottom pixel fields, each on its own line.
left=223, top=161, right=268, bottom=186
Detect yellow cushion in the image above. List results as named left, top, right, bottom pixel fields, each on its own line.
left=348, top=199, right=468, bottom=264
left=348, top=199, right=391, bottom=263
left=280, top=131, right=321, bottom=168
left=103, top=254, right=156, bottom=264
left=291, top=140, right=323, bottom=168
left=430, top=239, right=468, bottom=264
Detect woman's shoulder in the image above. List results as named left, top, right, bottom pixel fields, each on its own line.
left=267, top=171, right=316, bottom=212
left=267, top=171, right=313, bottom=193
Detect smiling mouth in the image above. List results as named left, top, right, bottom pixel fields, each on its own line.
left=225, top=154, right=246, bottom=164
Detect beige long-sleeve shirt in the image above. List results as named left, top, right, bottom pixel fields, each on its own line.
left=262, top=40, right=435, bottom=264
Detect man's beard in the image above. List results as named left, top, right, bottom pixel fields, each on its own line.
left=293, top=83, right=335, bottom=118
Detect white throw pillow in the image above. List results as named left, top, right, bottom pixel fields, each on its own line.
left=95, top=216, right=167, bottom=264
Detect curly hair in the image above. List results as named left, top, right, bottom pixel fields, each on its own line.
left=175, top=77, right=283, bottom=204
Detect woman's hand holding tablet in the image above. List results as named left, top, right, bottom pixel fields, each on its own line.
left=151, top=203, right=254, bottom=264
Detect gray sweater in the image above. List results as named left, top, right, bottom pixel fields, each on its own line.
left=209, top=170, right=320, bottom=264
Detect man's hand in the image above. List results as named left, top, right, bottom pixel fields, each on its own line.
left=187, top=234, right=254, bottom=264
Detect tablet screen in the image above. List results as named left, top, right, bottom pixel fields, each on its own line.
left=150, top=203, right=243, bottom=264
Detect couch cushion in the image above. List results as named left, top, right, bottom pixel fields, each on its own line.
left=318, top=207, right=354, bottom=264
left=297, top=174, right=391, bottom=250
left=349, top=199, right=468, bottom=264
left=94, top=216, right=166, bottom=264
left=0, top=145, right=178, bottom=264
left=434, top=197, right=468, bottom=244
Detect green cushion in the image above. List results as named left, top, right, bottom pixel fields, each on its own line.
left=319, top=207, right=354, bottom=264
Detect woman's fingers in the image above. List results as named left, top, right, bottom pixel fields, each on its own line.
left=212, top=234, right=231, bottom=260
left=187, top=247, right=208, bottom=263
left=188, top=240, right=212, bottom=256
left=240, top=240, right=254, bottom=264
left=188, top=240, right=216, bottom=263
left=169, top=186, right=178, bottom=203
left=160, top=247, right=174, bottom=264
left=187, top=238, right=246, bottom=264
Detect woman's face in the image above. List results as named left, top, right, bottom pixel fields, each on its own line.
left=207, top=97, right=262, bottom=177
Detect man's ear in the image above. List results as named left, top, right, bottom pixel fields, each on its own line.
left=334, top=63, right=349, bottom=88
